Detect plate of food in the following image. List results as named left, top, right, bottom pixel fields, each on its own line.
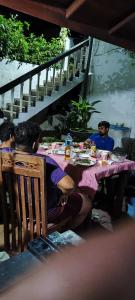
left=39, top=143, right=49, bottom=150
left=75, top=158, right=96, bottom=166
left=52, top=149, right=65, bottom=155
left=73, top=148, right=81, bottom=153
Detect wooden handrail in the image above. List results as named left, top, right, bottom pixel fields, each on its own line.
left=0, top=38, right=89, bottom=95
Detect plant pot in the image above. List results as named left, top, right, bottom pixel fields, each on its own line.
left=69, top=128, right=98, bottom=142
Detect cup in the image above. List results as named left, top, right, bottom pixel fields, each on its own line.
left=51, top=142, right=57, bottom=150
left=79, top=142, right=84, bottom=150
left=101, top=151, right=109, bottom=160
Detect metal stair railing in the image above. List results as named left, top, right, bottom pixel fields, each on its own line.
left=0, top=38, right=90, bottom=121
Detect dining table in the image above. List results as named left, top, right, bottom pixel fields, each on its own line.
left=38, top=147, right=135, bottom=203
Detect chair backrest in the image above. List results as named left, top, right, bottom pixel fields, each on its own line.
left=122, top=137, right=135, bottom=161
left=0, top=152, right=47, bottom=252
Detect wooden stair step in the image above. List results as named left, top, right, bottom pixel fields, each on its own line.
left=3, top=110, right=18, bottom=119
left=23, top=95, right=43, bottom=102
left=31, top=90, right=45, bottom=96
left=14, top=98, right=36, bottom=107
left=43, top=82, right=53, bottom=88
left=23, top=95, right=36, bottom=101
left=6, top=103, right=27, bottom=113
left=50, top=77, right=60, bottom=84
left=43, top=81, right=59, bottom=91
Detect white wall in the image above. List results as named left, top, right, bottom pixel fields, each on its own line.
left=88, top=40, right=135, bottom=138
left=0, top=60, right=54, bottom=108
left=0, top=59, right=36, bottom=87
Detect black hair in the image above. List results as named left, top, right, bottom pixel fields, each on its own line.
left=98, top=121, right=110, bottom=129
left=15, top=121, right=42, bottom=148
left=0, top=121, right=15, bottom=142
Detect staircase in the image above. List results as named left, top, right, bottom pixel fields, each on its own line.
left=0, top=38, right=91, bottom=124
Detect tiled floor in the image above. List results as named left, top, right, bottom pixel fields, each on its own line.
left=0, top=203, right=130, bottom=255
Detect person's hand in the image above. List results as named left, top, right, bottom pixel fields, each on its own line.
left=84, top=139, right=91, bottom=149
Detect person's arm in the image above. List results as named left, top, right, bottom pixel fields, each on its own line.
left=2, top=221, right=135, bottom=300
left=48, top=157, right=76, bottom=195
left=57, top=174, right=76, bottom=195
left=84, top=134, right=96, bottom=147
left=107, top=138, right=114, bottom=151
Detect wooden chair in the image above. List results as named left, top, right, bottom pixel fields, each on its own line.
left=0, top=152, right=47, bottom=252
left=0, top=152, right=72, bottom=252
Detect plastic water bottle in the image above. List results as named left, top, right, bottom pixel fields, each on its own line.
left=65, top=133, right=73, bottom=146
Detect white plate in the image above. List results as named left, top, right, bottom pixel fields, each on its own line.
left=53, top=149, right=65, bottom=155
left=39, top=143, right=49, bottom=150
left=79, top=153, right=90, bottom=159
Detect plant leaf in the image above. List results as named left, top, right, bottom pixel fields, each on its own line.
left=91, top=100, right=101, bottom=106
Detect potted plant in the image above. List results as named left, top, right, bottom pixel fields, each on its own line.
left=47, top=96, right=101, bottom=141
left=68, top=96, right=101, bottom=140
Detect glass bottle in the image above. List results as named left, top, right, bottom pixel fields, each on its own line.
left=91, top=140, right=96, bottom=157
left=65, top=140, right=71, bottom=160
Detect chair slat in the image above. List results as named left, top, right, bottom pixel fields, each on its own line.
left=20, top=175, right=27, bottom=250
left=14, top=175, right=22, bottom=251
left=27, top=177, right=34, bottom=240
left=34, top=178, right=41, bottom=237
left=40, top=161, right=47, bottom=237
left=0, top=171, right=10, bottom=249
left=8, top=174, right=16, bottom=250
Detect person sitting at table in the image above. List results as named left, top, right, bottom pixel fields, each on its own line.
left=87, top=120, right=114, bottom=151
left=0, top=120, right=15, bottom=151
left=14, top=121, right=91, bottom=229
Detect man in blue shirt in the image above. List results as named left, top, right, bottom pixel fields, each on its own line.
left=88, top=121, right=114, bottom=151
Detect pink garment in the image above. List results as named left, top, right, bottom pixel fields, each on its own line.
left=38, top=148, right=135, bottom=199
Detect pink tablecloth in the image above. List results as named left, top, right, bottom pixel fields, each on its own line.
left=38, top=149, right=135, bottom=198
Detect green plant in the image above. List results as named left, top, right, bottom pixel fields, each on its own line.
left=0, top=14, right=69, bottom=65
left=0, top=14, right=29, bottom=62
left=68, top=96, right=101, bottom=130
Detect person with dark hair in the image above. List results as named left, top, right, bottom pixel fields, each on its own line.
left=14, top=121, right=91, bottom=228
left=87, top=120, right=114, bottom=151
left=0, top=121, right=15, bottom=151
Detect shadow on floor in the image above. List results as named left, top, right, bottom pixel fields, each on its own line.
left=75, top=190, right=132, bottom=239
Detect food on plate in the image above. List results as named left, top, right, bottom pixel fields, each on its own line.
left=73, top=142, right=80, bottom=148
left=75, top=158, right=96, bottom=166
